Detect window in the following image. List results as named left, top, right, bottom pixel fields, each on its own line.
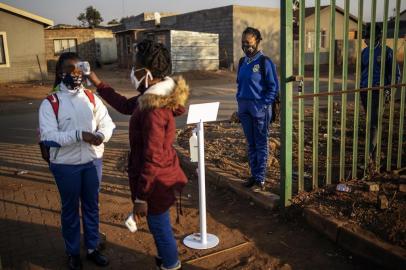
left=0, top=32, right=10, bottom=67
left=306, top=31, right=327, bottom=50
left=320, top=30, right=327, bottom=48
left=126, top=36, right=131, bottom=54
left=53, top=39, right=77, bottom=55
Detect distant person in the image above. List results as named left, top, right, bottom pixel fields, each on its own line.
left=360, top=24, right=400, bottom=160
left=236, top=27, right=279, bottom=192
left=39, top=52, right=115, bottom=270
left=87, top=39, right=189, bottom=270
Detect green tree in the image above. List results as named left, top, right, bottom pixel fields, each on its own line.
left=77, top=6, right=103, bottom=27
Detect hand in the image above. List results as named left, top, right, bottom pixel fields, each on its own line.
left=92, top=134, right=104, bottom=146
left=82, top=131, right=97, bottom=144
left=87, top=71, right=102, bottom=87
left=133, top=201, right=148, bottom=222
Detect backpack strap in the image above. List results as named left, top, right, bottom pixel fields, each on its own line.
left=260, top=55, right=269, bottom=85
left=84, top=89, right=96, bottom=108
left=46, top=93, right=60, bottom=122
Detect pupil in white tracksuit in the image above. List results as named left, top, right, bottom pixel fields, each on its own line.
left=38, top=52, right=115, bottom=269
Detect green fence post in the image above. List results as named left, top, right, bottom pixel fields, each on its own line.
left=352, top=0, right=364, bottom=178
left=376, top=0, right=389, bottom=168
left=298, top=0, right=305, bottom=192
left=339, top=0, right=350, bottom=181
left=386, top=0, right=401, bottom=171
left=326, top=0, right=336, bottom=184
left=397, top=42, right=406, bottom=169
left=280, top=0, right=293, bottom=207
left=364, top=0, right=377, bottom=174
left=312, top=0, right=321, bottom=189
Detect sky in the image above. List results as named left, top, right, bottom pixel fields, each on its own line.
left=2, top=0, right=406, bottom=25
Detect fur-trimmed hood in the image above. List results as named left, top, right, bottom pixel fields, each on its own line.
left=137, top=76, right=189, bottom=114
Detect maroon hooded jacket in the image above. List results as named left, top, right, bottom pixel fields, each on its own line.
left=97, top=77, right=189, bottom=214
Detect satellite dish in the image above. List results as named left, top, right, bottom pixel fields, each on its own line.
left=154, top=12, right=161, bottom=27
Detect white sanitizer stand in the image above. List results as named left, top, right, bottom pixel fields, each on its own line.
left=183, top=102, right=220, bottom=250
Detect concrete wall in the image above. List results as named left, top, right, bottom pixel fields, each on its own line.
left=233, top=6, right=280, bottom=68
left=94, top=30, right=117, bottom=64
left=0, top=10, right=47, bottom=83
left=116, top=30, right=140, bottom=68
left=45, top=28, right=97, bottom=72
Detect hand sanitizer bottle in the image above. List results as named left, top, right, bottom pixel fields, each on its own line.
left=189, top=128, right=198, bottom=162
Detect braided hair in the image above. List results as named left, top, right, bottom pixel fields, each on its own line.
left=135, top=39, right=172, bottom=78
left=53, top=52, right=80, bottom=88
left=242, top=27, right=263, bottom=43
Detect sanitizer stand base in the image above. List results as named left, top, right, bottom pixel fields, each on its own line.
left=183, top=233, right=219, bottom=250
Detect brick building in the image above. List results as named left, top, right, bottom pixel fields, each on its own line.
left=0, top=3, right=53, bottom=83
left=45, top=25, right=117, bottom=72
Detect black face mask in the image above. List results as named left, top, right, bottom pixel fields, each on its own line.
left=242, top=44, right=258, bottom=57
left=61, top=73, right=83, bottom=90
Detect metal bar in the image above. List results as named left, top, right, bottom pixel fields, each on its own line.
left=364, top=0, right=377, bottom=173
left=280, top=0, right=293, bottom=207
left=298, top=0, right=305, bottom=192
left=294, top=83, right=406, bottom=99
left=375, top=0, right=389, bottom=168
left=352, top=0, right=363, bottom=178
left=339, top=0, right=349, bottom=181
left=397, top=42, right=406, bottom=169
left=312, top=0, right=321, bottom=189
left=326, top=0, right=336, bottom=185
left=386, top=0, right=401, bottom=171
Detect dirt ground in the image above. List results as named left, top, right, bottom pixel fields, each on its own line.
left=176, top=100, right=406, bottom=252
left=0, top=65, right=236, bottom=102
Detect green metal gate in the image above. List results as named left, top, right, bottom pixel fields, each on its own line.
left=280, top=0, right=406, bottom=207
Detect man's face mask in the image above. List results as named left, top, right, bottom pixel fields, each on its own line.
left=130, top=67, right=153, bottom=91
left=241, top=34, right=259, bottom=57
left=242, top=44, right=258, bottom=57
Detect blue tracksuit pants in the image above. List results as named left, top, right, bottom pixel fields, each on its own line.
left=50, top=159, right=102, bottom=256
left=238, top=99, right=271, bottom=183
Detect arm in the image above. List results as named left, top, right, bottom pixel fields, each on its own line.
left=263, top=59, right=279, bottom=105
left=133, top=110, right=167, bottom=201
left=39, top=100, right=82, bottom=147
left=96, top=83, right=139, bottom=115
left=94, top=95, right=116, bottom=143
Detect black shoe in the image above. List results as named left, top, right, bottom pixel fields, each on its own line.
left=68, top=255, right=82, bottom=270
left=97, top=232, right=107, bottom=250
left=155, top=257, right=162, bottom=269
left=250, top=181, right=266, bottom=192
left=244, top=177, right=256, bottom=188
left=87, top=250, right=109, bottom=267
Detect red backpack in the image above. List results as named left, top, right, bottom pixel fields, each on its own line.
left=39, top=89, right=96, bottom=163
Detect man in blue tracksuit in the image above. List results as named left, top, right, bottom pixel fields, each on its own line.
left=360, top=25, right=400, bottom=160
left=237, top=27, right=279, bottom=191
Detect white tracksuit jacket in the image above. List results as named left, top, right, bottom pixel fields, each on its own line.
left=38, top=83, right=116, bottom=165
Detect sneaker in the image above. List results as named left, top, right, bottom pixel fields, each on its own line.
left=250, top=182, right=266, bottom=193
left=160, top=261, right=182, bottom=270
left=86, top=249, right=109, bottom=267
left=244, top=177, right=256, bottom=188
left=68, top=255, right=82, bottom=270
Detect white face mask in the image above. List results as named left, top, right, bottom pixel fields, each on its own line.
left=130, top=67, right=153, bottom=90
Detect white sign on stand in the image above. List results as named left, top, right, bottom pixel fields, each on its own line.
left=183, top=102, right=220, bottom=250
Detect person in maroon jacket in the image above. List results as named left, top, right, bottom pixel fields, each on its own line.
left=88, top=40, right=189, bottom=270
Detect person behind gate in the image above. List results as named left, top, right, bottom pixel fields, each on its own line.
left=360, top=24, right=400, bottom=161
left=38, top=52, right=115, bottom=270
left=236, top=27, right=279, bottom=192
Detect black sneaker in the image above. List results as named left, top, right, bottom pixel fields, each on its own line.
left=244, top=177, right=256, bottom=188
left=68, top=255, right=82, bottom=270
left=87, top=250, right=109, bottom=267
left=97, top=232, right=107, bottom=250
left=250, top=182, right=266, bottom=192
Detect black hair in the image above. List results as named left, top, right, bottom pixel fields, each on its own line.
left=53, top=52, right=81, bottom=88
left=242, top=27, right=263, bottom=42
left=363, top=24, right=382, bottom=40
left=135, top=39, right=172, bottom=78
